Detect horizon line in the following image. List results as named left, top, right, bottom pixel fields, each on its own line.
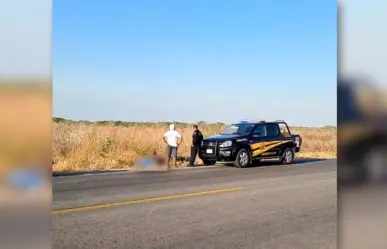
left=52, top=116, right=337, bottom=128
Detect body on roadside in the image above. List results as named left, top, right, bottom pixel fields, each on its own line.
left=189, top=124, right=204, bottom=166
left=163, top=124, right=183, bottom=167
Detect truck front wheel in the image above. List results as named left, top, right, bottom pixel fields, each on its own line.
left=234, top=149, right=251, bottom=168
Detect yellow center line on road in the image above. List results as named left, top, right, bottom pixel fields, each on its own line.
left=53, top=187, right=244, bottom=215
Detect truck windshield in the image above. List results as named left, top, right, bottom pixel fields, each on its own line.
left=220, top=123, right=254, bottom=135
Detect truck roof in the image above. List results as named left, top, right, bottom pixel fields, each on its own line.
left=237, top=120, right=288, bottom=125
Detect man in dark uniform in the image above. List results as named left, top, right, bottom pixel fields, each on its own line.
left=189, top=124, right=203, bottom=167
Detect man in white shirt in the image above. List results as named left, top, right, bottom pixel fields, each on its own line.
left=163, top=124, right=183, bottom=168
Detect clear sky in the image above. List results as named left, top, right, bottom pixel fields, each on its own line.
left=51, top=0, right=337, bottom=126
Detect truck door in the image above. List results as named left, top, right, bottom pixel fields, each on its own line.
left=249, top=124, right=267, bottom=158
left=262, top=123, right=283, bottom=157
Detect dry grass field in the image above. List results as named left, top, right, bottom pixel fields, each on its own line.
left=52, top=121, right=336, bottom=172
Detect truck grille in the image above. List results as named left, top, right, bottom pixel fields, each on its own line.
left=201, top=141, right=218, bottom=156
left=203, top=141, right=217, bottom=147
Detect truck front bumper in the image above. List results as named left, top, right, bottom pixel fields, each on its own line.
left=198, top=144, right=238, bottom=162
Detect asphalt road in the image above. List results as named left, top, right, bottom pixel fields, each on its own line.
left=53, top=159, right=337, bottom=249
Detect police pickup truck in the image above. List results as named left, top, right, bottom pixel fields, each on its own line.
left=199, top=120, right=302, bottom=168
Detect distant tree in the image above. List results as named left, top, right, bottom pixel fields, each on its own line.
left=79, top=120, right=92, bottom=125
left=96, top=121, right=110, bottom=126
left=52, top=117, right=66, bottom=123
left=114, top=121, right=125, bottom=127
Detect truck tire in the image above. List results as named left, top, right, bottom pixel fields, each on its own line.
left=234, top=149, right=251, bottom=168
left=281, top=148, right=295, bottom=165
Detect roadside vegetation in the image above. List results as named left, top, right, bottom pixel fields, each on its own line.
left=52, top=118, right=336, bottom=172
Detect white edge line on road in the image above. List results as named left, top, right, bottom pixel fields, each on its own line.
left=53, top=165, right=224, bottom=178
left=53, top=165, right=227, bottom=183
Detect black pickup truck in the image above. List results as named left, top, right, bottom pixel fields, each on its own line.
left=199, top=120, right=302, bottom=168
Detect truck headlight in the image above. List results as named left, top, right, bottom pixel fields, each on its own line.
left=219, top=140, right=232, bottom=147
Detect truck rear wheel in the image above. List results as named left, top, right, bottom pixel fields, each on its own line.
left=281, top=148, right=295, bottom=165
left=234, top=149, right=251, bottom=168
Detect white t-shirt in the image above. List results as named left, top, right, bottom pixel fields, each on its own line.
left=163, top=130, right=182, bottom=147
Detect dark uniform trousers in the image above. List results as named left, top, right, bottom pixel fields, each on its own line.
left=189, top=145, right=199, bottom=165
left=189, top=130, right=203, bottom=166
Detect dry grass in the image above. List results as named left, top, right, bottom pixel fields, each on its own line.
left=52, top=122, right=336, bottom=172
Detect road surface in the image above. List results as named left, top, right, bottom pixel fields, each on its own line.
left=53, top=159, right=337, bottom=249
